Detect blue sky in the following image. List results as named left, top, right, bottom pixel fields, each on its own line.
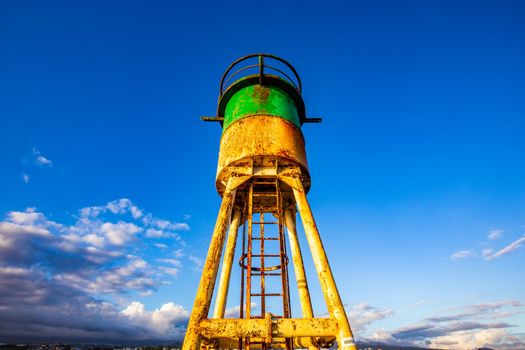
left=1, top=0, right=524, bottom=348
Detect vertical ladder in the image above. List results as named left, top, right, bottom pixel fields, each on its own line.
left=240, top=178, right=293, bottom=350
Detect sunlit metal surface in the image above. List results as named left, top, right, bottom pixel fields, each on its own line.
left=183, top=54, right=356, bottom=350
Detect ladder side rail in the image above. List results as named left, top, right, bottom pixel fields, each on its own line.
left=260, top=211, right=266, bottom=318
left=246, top=183, right=254, bottom=350
left=239, top=199, right=248, bottom=350
left=276, top=179, right=294, bottom=350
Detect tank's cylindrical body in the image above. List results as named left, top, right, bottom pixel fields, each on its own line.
left=215, top=75, right=310, bottom=194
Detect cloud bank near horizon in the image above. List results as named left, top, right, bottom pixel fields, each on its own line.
left=365, top=300, right=525, bottom=349
left=0, top=199, right=190, bottom=341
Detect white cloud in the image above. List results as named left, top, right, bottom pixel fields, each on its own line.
left=451, top=250, right=473, bottom=260
left=158, top=258, right=182, bottom=277
left=362, top=300, right=525, bottom=349
left=151, top=219, right=170, bottom=229
left=80, top=199, right=144, bottom=220
left=121, top=301, right=189, bottom=337
left=101, top=221, right=142, bottom=246
left=173, top=248, right=184, bottom=258
left=0, top=208, right=54, bottom=238
left=224, top=303, right=257, bottom=318
left=35, top=155, right=52, bottom=166
left=54, top=256, right=155, bottom=295
left=189, top=255, right=204, bottom=272
left=159, top=267, right=180, bottom=277
left=79, top=199, right=189, bottom=242
left=406, top=300, right=430, bottom=309
left=33, top=149, right=53, bottom=167
left=483, top=235, right=525, bottom=260
left=8, top=207, right=41, bottom=224
left=0, top=266, right=31, bottom=276
left=158, top=258, right=182, bottom=267
left=483, top=248, right=494, bottom=259
left=106, top=199, right=142, bottom=218
left=488, top=229, right=503, bottom=240
left=65, top=198, right=187, bottom=252
left=369, top=329, right=399, bottom=344
left=21, top=173, right=29, bottom=183
left=142, top=215, right=189, bottom=231
left=0, top=206, right=146, bottom=269
left=469, top=300, right=522, bottom=313
left=145, top=228, right=167, bottom=238
left=428, top=328, right=525, bottom=350
left=83, top=233, right=105, bottom=248
left=130, top=206, right=143, bottom=219
left=346, top=303, right=394, bottom=334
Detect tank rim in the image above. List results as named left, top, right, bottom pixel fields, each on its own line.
left=217, top=74, right=306, bottom=126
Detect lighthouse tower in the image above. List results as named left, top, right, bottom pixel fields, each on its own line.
left=182, top=54, right=356, bottom=350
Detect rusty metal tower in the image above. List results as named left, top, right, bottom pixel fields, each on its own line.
left=183, top=54, right=356, bottom=350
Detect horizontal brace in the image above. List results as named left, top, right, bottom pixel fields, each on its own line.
left=201, top=116, right=224, bottom=122
left=213, top=336, right=336, bottom=349
left=199, top=317, right=339, bottom=338
left=303, top=117, right=323, bottom=123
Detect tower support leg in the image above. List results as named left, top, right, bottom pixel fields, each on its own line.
left=284, top=209, right=319, bottom=350
left=292, top=185, right=357, bottom=350
left=182, top=188, right=237, bottom=350
left=213, top=209, right=242, bottom=318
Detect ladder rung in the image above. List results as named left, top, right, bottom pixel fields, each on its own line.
left=252, top=273, right=281, bottom=276
left=252, top=237, right=279, bottom=240
left=252, top=254, right=280, bottom=257
left=253, top=193, right=278, bottom=197
left=250, top=293, right=283, bottom=297
left=252, top=221, right=279, bottom=224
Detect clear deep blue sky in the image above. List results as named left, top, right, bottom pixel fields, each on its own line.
left=1, top=1, right=524, bottom=348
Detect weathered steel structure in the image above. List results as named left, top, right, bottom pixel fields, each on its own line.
left=183, top=54, right=356, bottom=350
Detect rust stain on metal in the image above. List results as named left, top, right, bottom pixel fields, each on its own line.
left=216, top=115, right=309, bottom=193
left=252, top=85, right=270, bottom=104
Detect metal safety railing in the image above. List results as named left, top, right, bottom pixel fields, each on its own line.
left=219, top=53, right=302, bottom=97
left=202, top=53, right=322, bottom=123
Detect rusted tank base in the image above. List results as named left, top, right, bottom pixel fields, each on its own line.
left=216, top=115, right=309, bottom=194
left=216, top=157, right=310, bottom=197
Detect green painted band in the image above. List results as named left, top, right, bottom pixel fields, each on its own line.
left=223, top=84, right=301, bottom=132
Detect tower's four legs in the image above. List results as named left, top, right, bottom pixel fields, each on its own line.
left=183, top=172, right=357, bottom=350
